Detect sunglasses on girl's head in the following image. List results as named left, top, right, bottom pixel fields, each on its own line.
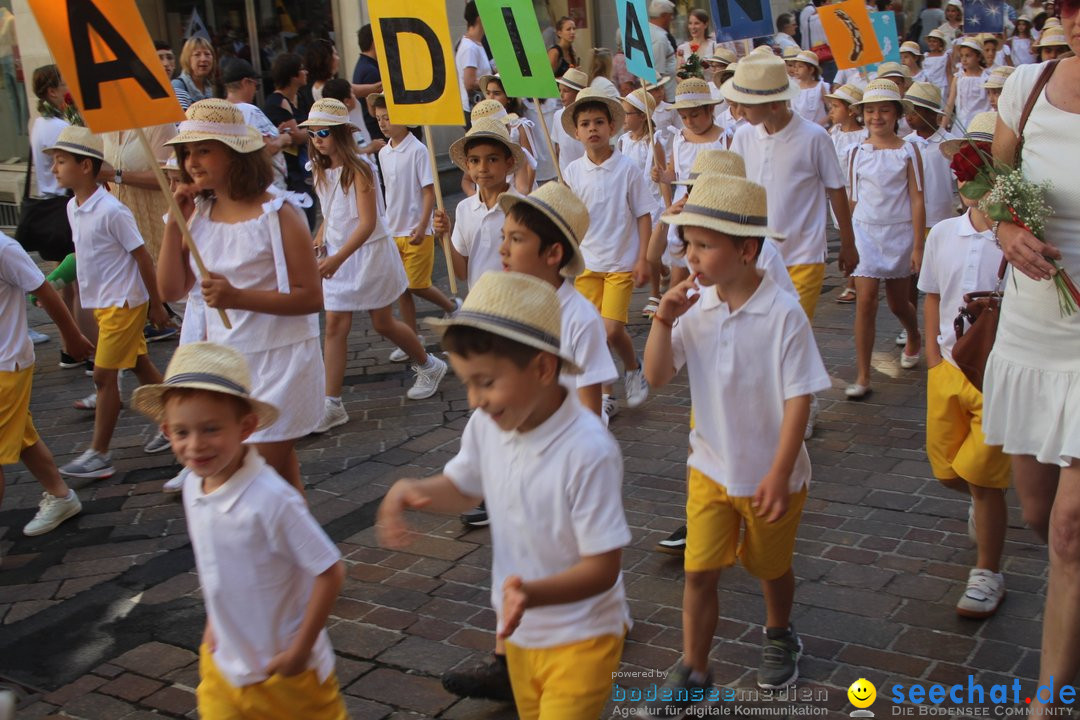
left=307, top=128, right=332, bottom=138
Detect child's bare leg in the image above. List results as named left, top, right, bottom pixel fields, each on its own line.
left=255, top=440, right=303, bottom=493
left=91, top=367, right=122, bottom=453
left=853, top=277, right=880, bottom=387
left=970, top=484, right=1007, bottom=572
left=370, top=306, right=428, bottom=365
left=412, top=286, right=455, bottom=314
left=604, top=320, right=639, bottom=371
left=324, top=311, right=353, bottom=398
left=683, top=569, right=721, bottom=673
left=21, top=441, right=71, bottom=498
left=884, top=277, right=921, bottom=356
left=131, top=353, right=163, bottom=386
left=762, top=568, right=795, bottom=630
left=398, top=292, right=418, bottom=333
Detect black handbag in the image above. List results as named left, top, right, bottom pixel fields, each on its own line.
left=14, top=151, right=74, bottom=262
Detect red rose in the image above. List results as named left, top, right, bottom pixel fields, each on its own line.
left=690, top=42, right=700, bottom=53
left=949, top=141, right=992, bottom=183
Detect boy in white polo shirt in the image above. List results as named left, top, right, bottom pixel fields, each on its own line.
left=46, top=127, right=168, bottom=481
left=132, top=342, right=347, bottom=719
left=563, top=88, right=657, bottom=418
left=1, top=231, right=94, bottom=536
left=374, top=97, right=459, bottom=350
left=641, top=174, right=830, bottom=714
left=378, top=272, right=631, bottom=720
left=551, top=68, right=587, bottom=175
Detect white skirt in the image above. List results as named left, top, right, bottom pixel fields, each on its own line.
left=324, top=235, right=408, bottom=312
left=246, top=338, right=325, bottom=443
left=983, top=271, right=1080, bottom=466
left=852, top=219, right=914, bottom=280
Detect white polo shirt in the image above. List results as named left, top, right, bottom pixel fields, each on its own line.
left=455, top=37, right=492, bottom=111
left=68, top=187, right=149, bottom=310
left=671, top=274, right=831, bottom=496
left=0, top=233, right=45, bottom=372
left=917, top=212, right=1003, bottom=366
left=378, top=132, right=434, bottom=238
left=183, top=449, right=341, bottom=688
left=564, top=151, right=657, bottom=273
left=557, top=280, right=619, bottom=388
left=451, top=187, right=522, bottom=290
left=444, top=390, right=632, bottom=648
left=905, top=129, right=958, bottom=228
left=730, top=115, right=846, bottom=267
left=30, top=116, right=69, bottom=198
left=551, top=107, right=585, bottom=174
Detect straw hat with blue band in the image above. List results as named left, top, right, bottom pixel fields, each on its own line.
left=448, top=118, right=526, bottom=175
left=672, top=149, right=746, bottom=186
left=662, top=173, right=785, bottom=240
left=497, top=182, right=589, bottom=279
left=721, top=53, right=798, bottom=105
left=44, top=126, right=105, bottom=161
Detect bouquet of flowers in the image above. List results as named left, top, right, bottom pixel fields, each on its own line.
left=677, top=44, right=705, bottom=80
left=952, top=142, right=1080, bottom=316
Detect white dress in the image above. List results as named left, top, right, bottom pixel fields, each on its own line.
left=848, top=143, right=922, bottom=279
left=792, top=80, right=828, bottom=127
left=617, top=133, right=662, bottom=222
left=984, top=63, right=1080, bottom=466
left=922, top=54, right=950, bottom=98
left=953, top=70, right=992, bottom=132
left=667, top=132, right=728, bottom=267
left=830, top=127, right=868, bottom=225
left=1010, top=37, right=1036, bottom=66
left=315, top=166, right=408, bottom=313
left=187, top=195, right=324, bottom=443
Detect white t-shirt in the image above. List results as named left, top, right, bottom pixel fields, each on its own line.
left=68, top=187, right=149, bottom=309
left=905, top=129, right=958, bottom=227
left=451, top=187, right=523, bottom=289
left=30, top=116, right=69, bottom=197
left=183, top=449, right=341, bottom=688
left=564, top=151, right=657, bottom=272
left=0, top=232, right=45, bottom=372
left=670, top=274, right=831, bottom=495
left=917, top=211, right=1004, bottom=365
left=730, top=115, right=846, bottom=267
left=236, top=102, right=287, bottom=190
left=378, top=132, right=434, bottom=237
left=557, top=280, right=619, bottom=388
left=552, top=107, right=585, bottom=174
left=444, top=391, right=632, bottom=648
left=456, top=37, right=492, bottom=111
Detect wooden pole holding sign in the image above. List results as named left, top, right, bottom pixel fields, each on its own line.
left=423, top=126, right=458, bottom=296
left=532, top=98, right=563, bottom=185
left=641, top=79, right=672, bottom=208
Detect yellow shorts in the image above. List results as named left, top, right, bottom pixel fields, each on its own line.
left=394, top=235, right=436, bottom=290
left=506, top=632, right=625, bottom=720
left=575, top=270, right=634, bottom=324
left=685, top=467, right=807, bottom=579
left=0, top=366, right=40, bottom=464
left=786, top=263, right=826, bottom=320
left=926, top=361, right=1011, bottom=489
left=93, top=303, right=148, bottom=370
left=196, top=644, right=347, bottom=720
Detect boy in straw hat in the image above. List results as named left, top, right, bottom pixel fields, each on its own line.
left=982, top=65, right=1015, bottom=111
left=378, top=271, right=631, bottom=720
left=640, top=175, right=830, bottom=710
left=551, top=68, right=589, bottom=175
left=46, top=127, right=169, bottom=480
left=905, top=82, right=960, bottom=234
left=563, top=87, right=657, bottom=417
left=131, top=342, right=347, bottom=718
left=1033, top=25, right=1069, bottom=61
left=918, top=111, right=1009, bottom=618
left=1, top=229, right=93, bottom=536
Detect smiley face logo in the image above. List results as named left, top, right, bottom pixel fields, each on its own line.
left=848, top=678, right=877, bottom=709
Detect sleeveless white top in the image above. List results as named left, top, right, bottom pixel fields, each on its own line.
left=792, top=80, right=828, bottom=127
left=953, top=69, right=992, bottom=132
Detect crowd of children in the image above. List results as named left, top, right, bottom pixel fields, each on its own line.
left=4, top=7, right=1062, bottom=715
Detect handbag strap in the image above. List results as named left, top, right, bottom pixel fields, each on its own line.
left=1014, top=59, right=1058, bottom=167
left=21, top=147, right=32, bottom=201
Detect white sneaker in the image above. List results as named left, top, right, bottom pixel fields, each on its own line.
left=408, top=356, right=447, bottom=400
left=23, top=490, right=82, bottom=536
left=900, top=350, right=921, bottom=369
left=28, top=328, right=50, bottom=345
left=313, top=397, right=349, bottom=433
left=143, top=429, right=171, bottom=454
left=624, top=364, right=649, bottom=408
left=896, top=329, right=908, bottom=346
left=390, top=336, right=423, bottom=363
left=602, top=394, right=620, bottom=419
left=59, top=449, right=114, bottom=479
left=74, top=391, right=97, bottom=411
left=162, top=470, right=188, bottom=494
left=804, top=395, right=819, bottom=441
left=956, top=568, right=1005, bottom=619
left=446, top=297, right=464, bottom=317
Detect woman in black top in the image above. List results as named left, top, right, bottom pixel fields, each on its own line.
left=547, top=17, right=579, bottom=77
left=263, top=52, right=316, bottom=227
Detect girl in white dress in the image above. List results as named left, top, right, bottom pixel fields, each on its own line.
left=158, top=99, right=324, bottom=493
left=945, top=38, right=991, bottom=132
left=923, top=30, right=951, bottom=99
left=826, top=84, right=868, bottom=304
left=791, top=50, right=829, bottom=127
left=301, top=100, right=448, bottom=432
left=845, top=81, right=925, bottom=398
left=1008, top=16, right=1037, bottom=65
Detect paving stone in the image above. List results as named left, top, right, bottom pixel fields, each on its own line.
left=141, top=685, right=196, bottom=716
left=112, top=642, right=197, bottom=678
left=348, top=668, right=458, bottom=715
left=377, top=636, right=472, bottom=675
left=61, top=692, right=139, bottom=718
left=97, top=672, right=164, bottom=702
left=43, top=675, right=107, bottom=706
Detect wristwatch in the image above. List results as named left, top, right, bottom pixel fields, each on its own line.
left=114, top=168, right=123, bottom=185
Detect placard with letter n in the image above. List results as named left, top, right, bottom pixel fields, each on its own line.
left=476, top=0, right=558, bottom=98
left=617, top=0, right=656, bottom=83
left=27, top=0, right=184, bottom=133
left=370, top=0, right=465, bottom=126
left=711, top=0, right=775, bottom=44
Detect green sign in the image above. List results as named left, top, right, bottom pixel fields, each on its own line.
left=476, top=0, right=558, bottom=98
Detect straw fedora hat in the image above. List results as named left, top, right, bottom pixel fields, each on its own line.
left=1033, top=27, right=1068, bottom=49
left=448, top=117, right=526, bottom=174
left=753, top=45, right=777, bottom=56
left=645, top=75, right=672, bottom=91
left=852, top=79, right=909, bottom=110
left=1043, top=16, right=1062, bottom=28
left=131, top=342, right=279, bottom=429
left=471, top=98, right=520, bottom=125
left=671, top=77, right=723, bottom=110
left=708, top=47, right=737, bottom=66
left=824, top=83, right=864, bottom=106
left=900, top=41, right=924, bottom=57
left=794, top=50, right=820, bottom=68
left=926, top=28, right=948, bottom=43
left=875, top=61, right=911, bottom=80
left=425, top=272, right=582, bottom=374
left=45, top=126, right=104, bottom=161
left=673, top=149, right=746, bottom=185
left=556, top=68, right=589, bottom=91
left=904, top=81, right=944, bottom=113
left=165, top=99, right=264, bottom=154
left=983, top=65, right=1015, bottom=89
left=562, top=86, right=625, bottom=135
left=956, top=37, right=985, bottom=57
left=298, top=98, right=359, bottom=131
left=621, top=87, right=657, bottom=118
left=721, top=52, right=798, bottom=105
left=498, top=182, right=589, bottom=278
left=940, top=111, right=997, bottom=158
left=662, top=173, right=783, bottom=239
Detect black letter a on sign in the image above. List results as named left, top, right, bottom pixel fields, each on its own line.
left=67, top=0, right=169, bottom=110
left=624, top=1, right=653, bottom=70
left=379, top=17, right=446, bottom=104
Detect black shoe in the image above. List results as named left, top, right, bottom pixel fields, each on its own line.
left=84, top=360, right=95, bottom=377
left=59, top=351, right=82, bottom=369
left=441, top=654, right=514, bottom=702
left=144, top=324, right=179, bottom=342
left=655, top=525, right=687, bottom=555
left=461, top=502, right=489, bottom=527
left=635, top=663, right=712, bottom=717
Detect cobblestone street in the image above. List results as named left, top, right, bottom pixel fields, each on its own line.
left=0, top=243, right=1054, bottom=719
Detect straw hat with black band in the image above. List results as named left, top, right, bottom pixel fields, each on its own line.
left=561, top=86, right=626, bottom=135
left=497, top=182, right=589, bottom=278
left=448, top=118, right=526, bottom=174
left=939, top=111, right=997, bottom=159
left=673, top=149, right=746, bottom=186
left=825, top=83, right=864, bottom=106
left=720, top=53, right=798, bottom=105
left=662, top=173, right=784, bottom=240
left=904, top=81, right=945, bottom=115
left=45, top=125, right=105, bottom=161
left=556, top=68, right=589, bottom=92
